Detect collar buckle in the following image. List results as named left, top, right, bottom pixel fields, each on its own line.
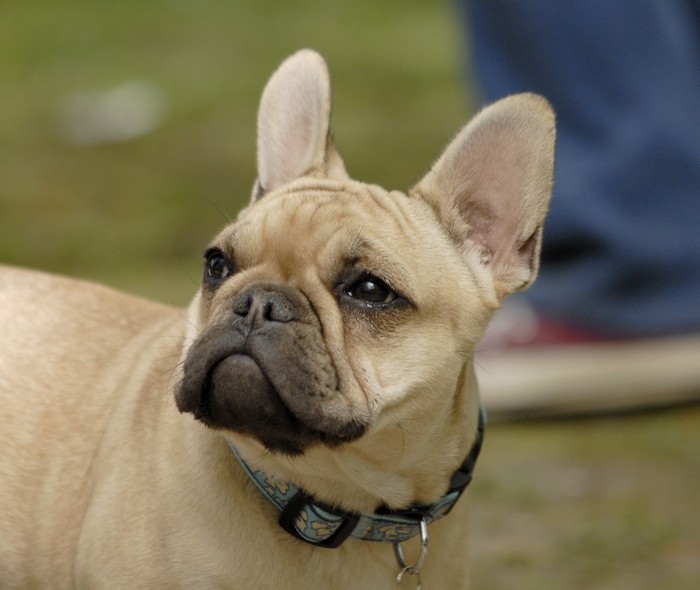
left=279, top=489, right=360, bottom=548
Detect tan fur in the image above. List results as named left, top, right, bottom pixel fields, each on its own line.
left=0, top=50, right=554, bottom=588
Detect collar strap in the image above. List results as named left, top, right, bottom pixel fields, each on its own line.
left=227, top=406, right=486, bottom=548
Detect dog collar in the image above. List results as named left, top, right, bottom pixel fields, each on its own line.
left=227, top=406, right=485, bottom=548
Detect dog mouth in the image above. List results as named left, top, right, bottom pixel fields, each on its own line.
left=195, top=353, right=311, bottom=454
left=175, top=327, right=367, bottom=455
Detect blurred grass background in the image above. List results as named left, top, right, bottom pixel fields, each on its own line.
left=1, top=1, right=698, bottom=588
left=1, top=0, right=469, bottom=301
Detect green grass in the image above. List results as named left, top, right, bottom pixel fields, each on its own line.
left=470, top=408, right=700, bottom=589
left=2, top=2, right=699, bottom=588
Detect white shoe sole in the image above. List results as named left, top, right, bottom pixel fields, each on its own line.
left=476, top=333, right=700, bottom=420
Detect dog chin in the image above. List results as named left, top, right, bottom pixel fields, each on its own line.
left=176, top=351, right=366, bottom=455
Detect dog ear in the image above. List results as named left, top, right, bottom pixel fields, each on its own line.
left=252, top=49, right=349, bottom=200
left=410, top=94, right=555, bottom=300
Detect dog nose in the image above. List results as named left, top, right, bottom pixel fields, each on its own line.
left=233, top=286, right=298, bottom=324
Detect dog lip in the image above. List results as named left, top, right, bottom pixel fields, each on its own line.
left=176, top=318, right=368, bottom=450
left=191, top=351, right=309, bottom=452
left=241, top=352, right=368, bottom=442
left=196, top=352, right=245, bottom=420
left=200, top=350, right=262, bottom=409
left=196, top=350, right=366, bottom=447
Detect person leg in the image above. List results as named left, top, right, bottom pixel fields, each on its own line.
left=457, top=0, right=700, bottom=417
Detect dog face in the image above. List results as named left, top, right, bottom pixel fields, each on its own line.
left=176, top=178, right=488, bottom=454
left=175, top=50, right=554, bottom=508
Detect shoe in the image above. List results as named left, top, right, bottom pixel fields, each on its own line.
left=475, top=300, right=700, bottom=420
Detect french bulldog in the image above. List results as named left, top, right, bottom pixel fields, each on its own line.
left=0, top=50, right=555, bottom=588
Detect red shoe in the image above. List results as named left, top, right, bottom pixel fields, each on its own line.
left=476, top=301, right=700, bottom=420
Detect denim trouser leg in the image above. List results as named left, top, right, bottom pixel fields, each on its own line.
left=460, top=1, right=700, bottom=336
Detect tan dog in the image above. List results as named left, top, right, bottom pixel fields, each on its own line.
left=0, top=50, right=554, bottom=589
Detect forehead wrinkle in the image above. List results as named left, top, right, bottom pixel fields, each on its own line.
left=254, top=195, right=342, bottom=279
left=232, top=183, right=423, bottom=284
left=358, top=186, right=420, bottom=237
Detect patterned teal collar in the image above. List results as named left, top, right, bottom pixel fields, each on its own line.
left=227, top=406, right=485, bottom=548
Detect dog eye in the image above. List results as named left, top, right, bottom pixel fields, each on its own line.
left=345, top=275, right=396, bottom=304
left=203, top=248, right=232, bottom=282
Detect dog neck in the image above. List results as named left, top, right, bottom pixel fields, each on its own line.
left=226, top=406, right=485, bottom=549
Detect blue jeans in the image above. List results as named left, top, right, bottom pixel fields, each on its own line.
left=459, top=1, right=700, bottom=337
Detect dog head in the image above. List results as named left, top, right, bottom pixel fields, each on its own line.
left=175, top=50, right=554, bottom=511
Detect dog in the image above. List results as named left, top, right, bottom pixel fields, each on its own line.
left=0, top=50, right=555, bottom=588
